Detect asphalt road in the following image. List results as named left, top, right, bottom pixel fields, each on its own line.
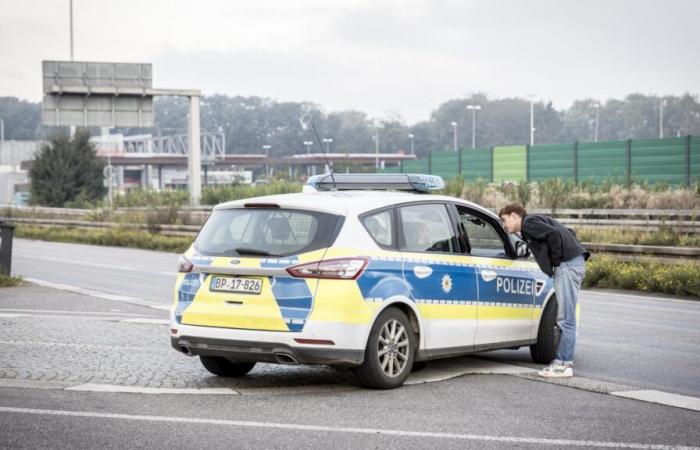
left=11, top=238, right=700, bottom=396
left=2, top=238, right=699, bottom=449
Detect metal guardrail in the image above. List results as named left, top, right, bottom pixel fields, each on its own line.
left=10, top=217, right=699, bottom=259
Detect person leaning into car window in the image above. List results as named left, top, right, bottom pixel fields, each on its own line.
left=499, top=203, right=590, bottom=378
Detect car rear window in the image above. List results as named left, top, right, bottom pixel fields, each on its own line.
left=195, top=208, right=342, bottom=257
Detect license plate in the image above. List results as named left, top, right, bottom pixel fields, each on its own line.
left=209, top=276, right=263, bottom=294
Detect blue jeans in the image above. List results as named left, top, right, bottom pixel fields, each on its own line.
left=552, top=255, right=586, bottom=365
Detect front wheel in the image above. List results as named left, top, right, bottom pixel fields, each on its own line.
left=200, top=356, right=256, bottom=377
left=530, top=298, right=560, bottom=364
left=354, top=307, right=416, bottom=389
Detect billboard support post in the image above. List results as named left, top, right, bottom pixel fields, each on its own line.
left=188, top=95, right=202, bottom=206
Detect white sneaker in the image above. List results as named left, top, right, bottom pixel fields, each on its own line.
left=538, top=363, right=573, bottom=378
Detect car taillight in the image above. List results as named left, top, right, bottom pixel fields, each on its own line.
left=177, top=255, right=194, bottom=273
left=286, top=257, right=368, bottom=280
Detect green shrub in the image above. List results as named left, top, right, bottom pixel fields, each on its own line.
left=584, top=255, right=700, bottom=298
left=15, top=226, right=192, bottom=253
left=201, top=180, right=302, bottom=205
left=113, top=189, right=189, bottom=208
left=0, top=274, right=23, bottom=287
left=538, top=178, right=574, bottom=212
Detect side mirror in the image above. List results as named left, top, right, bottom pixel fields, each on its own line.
left=515, top=240, right=530, bottom=258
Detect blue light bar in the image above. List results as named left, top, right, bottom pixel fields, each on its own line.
left=303, top=173, right=445, bottom=193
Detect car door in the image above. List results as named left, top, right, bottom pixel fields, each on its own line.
left=398, top=202, right=479, bottom=357
left=452, top=205, right=536, bottom=349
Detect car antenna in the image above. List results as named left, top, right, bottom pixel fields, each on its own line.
left=311, top=123, right=337, bottom=190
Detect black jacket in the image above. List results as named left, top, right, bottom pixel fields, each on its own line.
left=520, top=214, right=590, bottom=277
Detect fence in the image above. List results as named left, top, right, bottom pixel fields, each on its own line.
left=388, top=136, right=700, bottom=186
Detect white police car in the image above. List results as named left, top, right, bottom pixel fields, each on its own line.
left=170, top=174, right=556, bottom=389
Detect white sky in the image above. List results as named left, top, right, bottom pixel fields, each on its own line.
left=1, top=0, right=698, bottom=123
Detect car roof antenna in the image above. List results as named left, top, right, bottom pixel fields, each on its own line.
left=311, top=123, right=337, bottom=191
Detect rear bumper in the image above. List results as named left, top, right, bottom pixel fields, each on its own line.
left=171, top=335, right=364, bottom=366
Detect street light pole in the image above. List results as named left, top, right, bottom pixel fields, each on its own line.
left=69, top=0, right=74, bottom=60
left=593, top=103, right=600, bottom=142
left=659, top=98, right=665, bottom=139
left=0, top=119, right=4, bottom=154
left=262, top=144, right=271, bottom=179
left=408, top=133, right=414, bottom=155
left=374, top=123, right=380, bottom=169
left=466, top=105, right=481, bottom=149
left=451, top=122, right=457, bottom=151
left=526, top=94, right=537, bottom=146
left=303, top=140, right=313, bottom=154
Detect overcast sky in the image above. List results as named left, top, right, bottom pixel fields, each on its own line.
left=1, top=0, right=698, bottom=123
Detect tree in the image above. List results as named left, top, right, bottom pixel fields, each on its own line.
left=29, top=131, right=106, bottom=206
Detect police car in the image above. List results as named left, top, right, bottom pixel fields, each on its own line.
left=170, top=174, right=557, bottom=389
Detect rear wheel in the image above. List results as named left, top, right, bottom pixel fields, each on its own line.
left=354, top=307, right=416, bottom=389
left=530, top=298, right=560, bottom=364
left=199, top=356, right=256, bottom=377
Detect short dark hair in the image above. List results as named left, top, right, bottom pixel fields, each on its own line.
left=499, top=203, right=527, bottom=218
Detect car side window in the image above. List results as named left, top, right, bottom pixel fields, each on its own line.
left=399, top=204, right=456, bottom=253
left=361, top=209, right=395, bottom=248
left=456, top=207, right=507, bottom=257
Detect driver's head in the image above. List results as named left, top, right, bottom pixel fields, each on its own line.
left=499, top=203, right=526, bottom=234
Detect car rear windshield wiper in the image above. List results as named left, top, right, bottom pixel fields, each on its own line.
left=234, top=247, right=282, bottom=257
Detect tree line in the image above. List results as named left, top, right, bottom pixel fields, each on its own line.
left=2, top=92, right=699, bottom=159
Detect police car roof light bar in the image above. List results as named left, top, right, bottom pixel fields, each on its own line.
left=304, top=173, right=445, bottom=193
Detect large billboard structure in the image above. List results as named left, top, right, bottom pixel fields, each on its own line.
left=41, top=60, right=203, bottom=205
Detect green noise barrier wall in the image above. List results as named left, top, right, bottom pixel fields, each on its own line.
left=691, top=136, right=700, bottom=184
left=430, top=150, right=460, bottom=180
left=460, top=148, right=493, bottom=182
left=528, top=143, right=576, bottom=182
left=631, top=138, right=687, bottom=185
left=392, top=136, right=697, bottom=186
left=493, top=145, right=527, bottom=183
left=577, top=140, right=628, bottom=184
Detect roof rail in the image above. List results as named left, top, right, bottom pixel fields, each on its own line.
left=303, top=173, right=445, bottom=193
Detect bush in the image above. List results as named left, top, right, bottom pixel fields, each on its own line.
left=584, top=255, right=700, bottom=298
left=201, top=180, right=302, bottom=205
left=0, top=274, right=23, bottom=287
left=15, top=226, right=192, bottom=254
left=574, top=226, right=700, bottom=247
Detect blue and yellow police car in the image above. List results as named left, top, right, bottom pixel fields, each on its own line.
left=170, top=174, right=557, bottom=389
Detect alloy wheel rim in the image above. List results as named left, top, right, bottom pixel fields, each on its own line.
left=377, top=319, right=409, bottom=377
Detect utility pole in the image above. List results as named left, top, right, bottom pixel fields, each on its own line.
left=527, top=94, right=537, bottom=146
left=374, top=123, right=380, bottom=169
left=262, top=144, right=271, bottom=179
left=408, top=133, right=414, bottom=155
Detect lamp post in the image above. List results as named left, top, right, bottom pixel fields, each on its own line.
left=659, top=98, right=666, bottom=139
left=408, top=133, right=414, bottom=155
left=593, top=103, right=600, bottom=142
left=466, top=105, right=481, bottom=149
left=527, top=94, right=537, bottom=145
left=262, top=144, right=271, bottom=179
left=373, top=122, right=382, bottom=169
left=0, top=119, right=4, bottom=153
left=303, top=140, right=313, bottom=154
left=451, top=122, right=458, bottom=152
left=322, top=137, right=333, bottom=153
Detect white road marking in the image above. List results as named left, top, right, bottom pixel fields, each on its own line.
left=611, top=390, right=700, bottom=412
left=65, top=384, right=237, bottom=395
left=15, top=253, right=176, bottom=277
left=24, top=278, right=171, bottom=311
left=0, top=313, right=28, bottom=318
left=121, top=318, right=170, bottom=325
left=581, top=290, right=700, bottom=306
left=0, top=406, right=695, bottom=449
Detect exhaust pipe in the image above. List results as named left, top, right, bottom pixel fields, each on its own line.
left=274, top=353, right=299, bottom=365
left=179, top=346, right=193, bottom=356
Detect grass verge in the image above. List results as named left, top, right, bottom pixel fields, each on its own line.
left=0, top=274, right=23, bottom=287
left=15, top=226, right=191, bottom=254
left=584, top=254, right=700, bottom=298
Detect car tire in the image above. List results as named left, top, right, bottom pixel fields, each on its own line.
left=530, top=297, right=560, bottom=364
left=199, top=356, right=256, bottom=377
left=354, top=307, right=416, bottom=389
